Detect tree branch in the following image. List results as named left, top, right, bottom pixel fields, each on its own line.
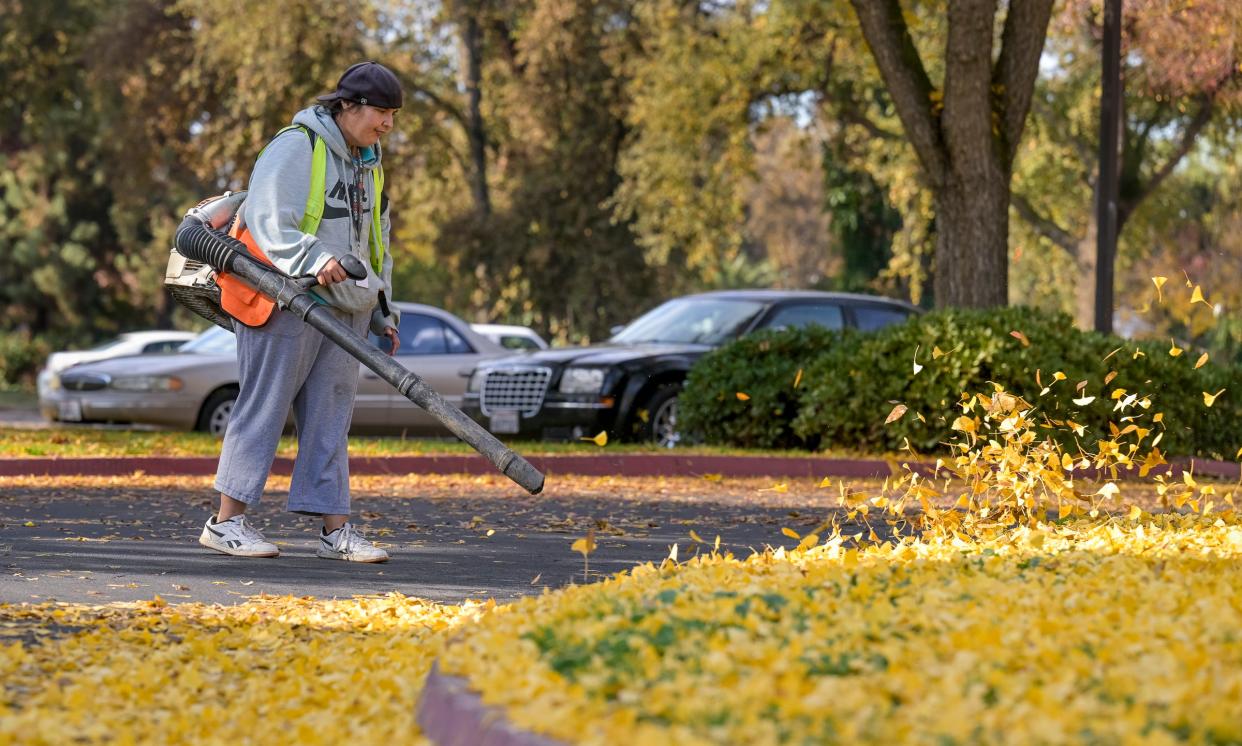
left=1011, top=191, right=1077, bottom=253
left=848, top=0, right=946, bottom=184
left=995, top=0, right=1056, bottom=163
left=399, top=75, right=468, bottom=132
left=838, top=100, right=901, bottom=140
left=1120, top=94, right=1216, bottom=226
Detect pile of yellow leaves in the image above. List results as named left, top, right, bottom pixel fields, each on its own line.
left=442, top=515, right=1242, bottom=745
left=0, top=594, right=489, bottom=744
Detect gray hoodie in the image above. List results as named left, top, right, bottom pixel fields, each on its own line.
left=238, top=105, right=399, bottom=335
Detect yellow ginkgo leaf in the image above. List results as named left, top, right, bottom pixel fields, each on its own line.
left=1169, top=340, right=1183, bottom=357
left=762, top=482, right=789, bottom=493
left=667, top=542, right=679, bottom=562
left=781, top=527, right=801, bottom=539
left=915, top=411, right=926, bottom=423
left=1053, top=371, right=1066, bottom=381
left=1097, top=482, right=1120, bottom=499
left=1235, top=446, right=1242, bottom=460
left=636, top=408, right=649, bottom=423
left=1128, top=505, right=1143, bottom=520
left=688, top=530, right=705, bottom=544
left=797, top=533, right=819, bottom=551
left=912, top=345, right=924, bottom=375
left=1191, top=285, right=1210, bottom=308
left=736, top=392, right=750, bottom=401
left=1204, top=389, right=1225, bottom=407
left=1195, top=352, right=1209, bottom=369
left=1010, top=330, right=1031, bottom=347
left=818, top=477, right=832, bottom=488
left=793, top=368, right=803, bottom=389
left=1072, top=396, right=1095, bottom=406
left=570, top=530, right=597, bottom=556
left=713, top=535, right=721, bottom=552
left=579, top=431, right=607, bottom=447
left=932, top=345, right=946, bottom=359
left=885, top=403, right=908, bottom=425
left=1152, top=275, right=1167, bottom=302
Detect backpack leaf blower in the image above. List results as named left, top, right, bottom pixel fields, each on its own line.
left=169, top=196, right=545, bottom=495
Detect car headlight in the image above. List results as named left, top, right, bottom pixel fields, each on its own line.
left=467, top=369, right=486, bottom=393
left=110, top=375, right=184, bottom=392
left=558, top=367, right=606, bottom=394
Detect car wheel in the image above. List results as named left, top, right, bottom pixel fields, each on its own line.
left=639, top=384, right=682, bottom=448
left=197, top=388, right=238, bottom=436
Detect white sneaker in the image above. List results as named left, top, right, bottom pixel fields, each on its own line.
left=317, top=522, right=388, bottom=563
left=199, top=515, right=280, bottom=558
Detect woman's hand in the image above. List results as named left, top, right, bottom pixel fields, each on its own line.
left=383, top=326, right=400, bottom=356
left=316, top=258, right=348, bottom=286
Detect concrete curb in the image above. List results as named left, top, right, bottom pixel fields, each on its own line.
left=0, top=454, right=1237, bottom=480
left=417, top=662, right=569, bottom=746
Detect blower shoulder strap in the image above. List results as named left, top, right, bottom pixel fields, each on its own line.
left=259, top=125, right=385, bottom=275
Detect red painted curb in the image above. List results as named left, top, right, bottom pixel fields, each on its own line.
left=417, top=662, right=568, bottom=746
left=0, top=454, right=1236, bottom=480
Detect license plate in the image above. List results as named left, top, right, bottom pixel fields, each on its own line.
left=58, top=399, right=83, bottom=422
left=489, top=409, right=520, bottom=434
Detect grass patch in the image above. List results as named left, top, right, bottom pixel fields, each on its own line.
left=0, top=426, right=889, bottom=460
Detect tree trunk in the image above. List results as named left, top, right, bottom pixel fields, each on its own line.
left=1074, top=194, right=1099, bottom=330
left=933, top=170, right=1010, bottom=307
left=459, top=9, right=491, bottom=217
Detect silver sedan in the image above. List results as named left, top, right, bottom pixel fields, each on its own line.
left=40, top=302, right=508, bottom=435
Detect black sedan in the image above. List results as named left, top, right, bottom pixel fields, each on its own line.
left=461, top=290, right=919, bottom=447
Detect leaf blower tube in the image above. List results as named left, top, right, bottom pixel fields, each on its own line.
left=174, top=216, right=545, bottom=495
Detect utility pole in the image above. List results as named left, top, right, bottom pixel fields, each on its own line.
left=1095, top=0, right=1122, bottom=334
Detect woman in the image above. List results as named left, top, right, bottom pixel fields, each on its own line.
left=198, top=61, right=403, bottom=563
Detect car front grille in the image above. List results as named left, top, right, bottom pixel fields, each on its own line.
left=480, top=367, right=552, bottom=417
left=60, top=372, right=111, bottom=391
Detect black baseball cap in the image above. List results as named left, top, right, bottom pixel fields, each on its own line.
left=317, top=61, right=403, bottom=109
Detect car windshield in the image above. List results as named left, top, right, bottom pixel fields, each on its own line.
left=179, top=326, right=237, bottom=355
left=611, top=298, right=765, bottom=346
left=86, top=338, right=126, bottom=353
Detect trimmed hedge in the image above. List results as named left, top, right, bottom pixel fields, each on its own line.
left=0, top=333, right=50, bottom=387
left=679, top=325, right=842, bottom=449
left=680, top=307, right=1242, bottom=459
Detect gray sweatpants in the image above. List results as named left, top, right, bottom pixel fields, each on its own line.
left=215, top=306, right=368, bottom=515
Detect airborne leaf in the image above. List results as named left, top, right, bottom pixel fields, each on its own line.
left=1152, top=275, right=1168, bottom=302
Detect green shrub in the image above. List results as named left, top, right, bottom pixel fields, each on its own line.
left=680, top=325, right=843, bottom=449
left=0, top=333, right=50, bottom=387
left=684, top=306, right=1242, bottom=459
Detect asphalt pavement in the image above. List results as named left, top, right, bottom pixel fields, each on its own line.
left=0, top=480, right=849, bottom=606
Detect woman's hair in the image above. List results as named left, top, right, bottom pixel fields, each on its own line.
left=319, top=97, right=359, bottom=116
